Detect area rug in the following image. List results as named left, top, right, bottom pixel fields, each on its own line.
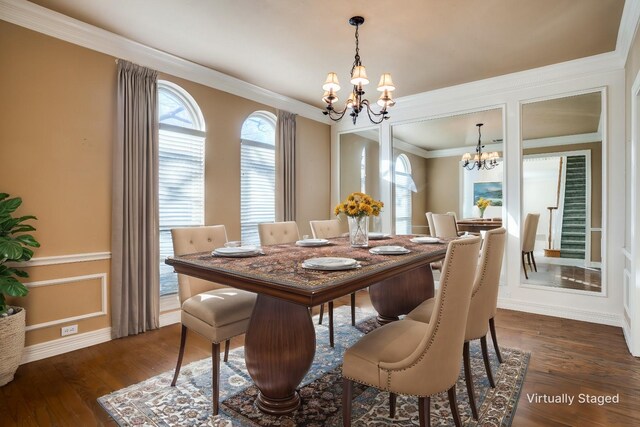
left=98, top=307, right=529, bottom=426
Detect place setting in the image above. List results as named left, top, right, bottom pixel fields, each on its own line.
left=296, top=234, right=331, bottom=247
left=211, top=241, right=264, bottom=257
left=368, top=245, right=411, bottom=255
left=301, top=257, right=361, bottom=271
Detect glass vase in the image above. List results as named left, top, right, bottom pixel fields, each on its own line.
left=348, top=216, right=369, bottom=247
left=479, top=207, right=486, bottom=219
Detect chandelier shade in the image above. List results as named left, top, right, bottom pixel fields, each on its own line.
left=322, top=16, right=396, bottom=125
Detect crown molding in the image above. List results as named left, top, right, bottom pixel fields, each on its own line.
left=0, top=0, right=330, bottom=124
left=617, top=0, right=640, bottom=65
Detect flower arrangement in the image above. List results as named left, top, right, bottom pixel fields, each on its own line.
left=476, top=197, right=491, bottom=218
left=334, top=192, right=383, bottom=218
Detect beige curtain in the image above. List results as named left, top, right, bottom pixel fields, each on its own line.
left=276, top=110, right=297, bottom=221
left=111, top=60, right=160, bottom=339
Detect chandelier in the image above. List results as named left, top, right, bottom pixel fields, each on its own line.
left=461, top=123, right=499, bottom=171
left=321, top=16, right=396, bottom=125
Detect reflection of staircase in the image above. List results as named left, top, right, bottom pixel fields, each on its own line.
left=560, top=156, right=586, bottom=259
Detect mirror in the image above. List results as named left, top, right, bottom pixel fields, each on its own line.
left=390, top=108, right=504, bottom=236
left=520, top=91, right=603, bottom=293
left=339, top=129, right=381, bottom=230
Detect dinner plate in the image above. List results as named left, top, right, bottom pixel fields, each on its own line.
left=410, top=236, right=441, bottom=244
left=212, top=246, right=262, bottom=257
left=296, top=238, right=330, bottom=247
left=302, top=257, right=359, bottom=271
left=369, top=245, right=411, bottom=255
left=368, top=232, right=391, bottom=240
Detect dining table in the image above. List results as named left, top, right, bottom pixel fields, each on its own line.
left=456, top=218, right=503, bottom=233
left=165, top=235, right=448, bottom=416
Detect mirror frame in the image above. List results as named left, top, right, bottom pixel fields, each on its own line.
left=518, top=87, right=607, bottom=297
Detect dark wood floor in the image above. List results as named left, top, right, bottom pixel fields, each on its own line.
left=1, top=292, right=638, bottom=426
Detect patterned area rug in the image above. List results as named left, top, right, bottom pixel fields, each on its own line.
left=99, top=307, right=529, bottom=426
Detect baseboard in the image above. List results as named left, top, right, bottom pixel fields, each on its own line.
left=21, top=327, right=112, bottom=364
left=497, top=298, right=622, bottom=327
left=159, top=310, right=181, bottom=327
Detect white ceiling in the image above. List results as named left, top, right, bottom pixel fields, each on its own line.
left=29, top=0, right=625, bottom=108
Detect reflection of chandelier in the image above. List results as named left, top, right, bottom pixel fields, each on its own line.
left=321, top=16, right=396, bottom=125
left=461, top=123, right=499, bottom=171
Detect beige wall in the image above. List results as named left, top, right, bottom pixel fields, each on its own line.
left=0, top=21, right=330, bottom=347
left=339, top=133, right=380, bottom=202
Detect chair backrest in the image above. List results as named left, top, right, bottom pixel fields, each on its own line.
left=309, top=219, right=341, bottom=239
left=466, top=227, right=506, bottom=341
left=431, top=213, right=459, bottom=238
left=446, top=211, right=459, bottom=223
left=522, top=213, right=540, bottom=252
left=380, top=236, right=481, bottom=395
left=425, top=212, right=436, bottom=237
left=258, top=221, right=300, bottom=245
left=171, top=225, right=228, bottom=304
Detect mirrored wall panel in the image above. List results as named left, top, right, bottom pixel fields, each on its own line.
left=391, top=108, right=504, bottom=236
left=521, top=91, right=603, bottom=293
left=339, top=129, right=381, bottom=230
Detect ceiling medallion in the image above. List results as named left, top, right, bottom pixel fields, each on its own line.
left=321, top=16, right=396, bottom=125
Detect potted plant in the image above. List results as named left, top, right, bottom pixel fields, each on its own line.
left=0, top=193, right=39, bottom=386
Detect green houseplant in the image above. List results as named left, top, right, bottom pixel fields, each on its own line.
left=0, top=193, right=39, bottom=386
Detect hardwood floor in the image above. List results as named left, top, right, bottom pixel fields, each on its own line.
left=1, top=292, right=638, bottom=426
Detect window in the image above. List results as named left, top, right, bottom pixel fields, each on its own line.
left=395, top=154, right=413, bottom=234
left=158, top=81, right=205, bottom=297
left=360, top=147, right=366, bottom=193
left=241, top=112, right=277, bottom=245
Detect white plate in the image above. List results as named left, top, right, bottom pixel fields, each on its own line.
left=369, top=245, right=411, bottom=255
left=296, top=238, right=330, bottom=247
left=212, top=246, right=262, bottom=257
left=368, top=232, right=391, bottom=240
left=410, top=237, right=441, bottom=244
left=302, top=257, right=359, bottom=270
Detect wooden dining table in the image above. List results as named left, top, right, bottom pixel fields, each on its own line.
left=166, top=235, right=447, bottom=416
left=456, top=218, right=503, bottom=233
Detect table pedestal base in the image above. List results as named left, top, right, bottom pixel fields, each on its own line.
left=244, top=295, right=316, bottom=416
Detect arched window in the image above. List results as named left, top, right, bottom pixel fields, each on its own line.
left=395, top=154, right=413, bottom=234
left=360, top=147, right=367, bottom=193
left=241, top=111, right=277, bottom=244
left=158, top=81, right=205, bottom=296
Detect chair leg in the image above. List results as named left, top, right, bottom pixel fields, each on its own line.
left=171, top=325, right=188, bottom=387
left=489, top=317, right=503, bottom=363
left=212, top=342, right=220, bottom=415
left=389, top=392, right=397, bottom=418
left=463, top=342, right=478, bottom=420
left=522, top=252, right=529, bottom=280
left=481, top=336, right=495, bottom=388
left=223, top=339, right=230, bottom=363
left=418, top=396, right=431, bottom=427
left=447, top=385, right=462, bottom=427
left=531, top=251, right=538, bottom=272
left=319, top=303, right=324, bottom=325
left=342, top=378, right=353, bottom=427
left=527, top=252, right=532, bottom=268
left=328, top=301, right=334, bottom=348
left=350, top=292, right=356, bottom=326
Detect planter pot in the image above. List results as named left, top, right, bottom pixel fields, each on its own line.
left=348, top=216, right=369, bottom=247
left=0, top=307, right=25, bottom=386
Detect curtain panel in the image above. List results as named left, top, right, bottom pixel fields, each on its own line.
left=111, top=60, right=160, bottom=338
left=276, top=111, right=297, bottom=222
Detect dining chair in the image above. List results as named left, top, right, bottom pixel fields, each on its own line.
left=309, top=219, right=357, bottom=338
left=170, top=225, right=257, bottom=415
left=521, top=213, right=540, bottom=279
left=342, top=237, right=481, bottom=427
left=258, top=221, right=300, bottom=245
left=407, top=227, right=506, bottom=420
left=431, top=213, right=460, bottom=238
left=425, top=212, right=436, bottom=237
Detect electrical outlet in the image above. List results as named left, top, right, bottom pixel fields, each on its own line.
left=61, top=324, right=78, bottom=336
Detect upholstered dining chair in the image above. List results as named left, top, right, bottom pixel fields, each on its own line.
left=521, top=213, right=540, bottom=279
left=342, top=237, right=481, bottom=427
left=309, top=219, right=357, bottom=338
left=170, top=225, right=257, bottom=415
left=431, top=213, right=460, bottom=238
left=258, top=221, right=300, bottom=245
left=406, top=227, right=506, bottom=420
left=425, top=212, right=436, bottom=237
